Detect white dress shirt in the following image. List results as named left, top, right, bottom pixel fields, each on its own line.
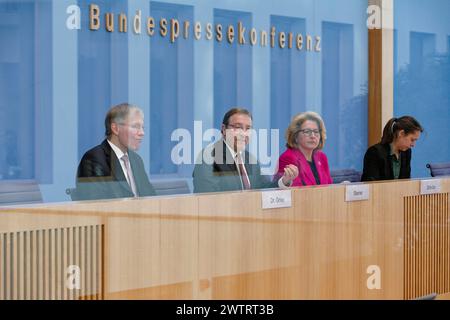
left=107, top=140, right=131, bottom=183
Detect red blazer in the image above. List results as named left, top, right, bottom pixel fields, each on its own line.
left=276, top=148, right=332, bottom=186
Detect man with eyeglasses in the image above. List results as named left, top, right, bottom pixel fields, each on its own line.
left=193, top=107, right=298, bottom=193
left=75, top=103, right=156, bottom=200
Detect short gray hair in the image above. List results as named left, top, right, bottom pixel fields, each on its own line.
left=104, top=103, right=143, bottom=137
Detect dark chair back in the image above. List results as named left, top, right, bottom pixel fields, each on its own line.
left=0, top=180, right=43, bottom=206
left=152, top=179, right=191, bottom=196
left=426, top=162, right=450, bottom=177
left=330, top=169, right=362, bottom=184
left=67, top=179, right=191, bottom=201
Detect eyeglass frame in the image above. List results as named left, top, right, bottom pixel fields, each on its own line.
left=298, top=129, right=321, bottom=137
left=118, top=123, right=145, bottom=132
left=226, top=124, right=253, bottom=132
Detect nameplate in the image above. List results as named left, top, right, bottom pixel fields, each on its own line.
left=420, top=179, right=442, bottom=195
left=345, top=184, right=370, bottom=202
left=261, top=190, right=292, bottom=209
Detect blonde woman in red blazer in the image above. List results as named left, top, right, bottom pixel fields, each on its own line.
left=275, top=111, right=332, bottom=186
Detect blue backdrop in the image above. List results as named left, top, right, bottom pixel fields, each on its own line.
left=2, top=0, right=447, bottom=203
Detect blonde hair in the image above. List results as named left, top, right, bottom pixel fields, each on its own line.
left=285, top=111, right=327, bottom=150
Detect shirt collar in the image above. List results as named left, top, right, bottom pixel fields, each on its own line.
left=389, top=144, right=400, bottom=161
left=223, top=139, right=242, bottom=160
left=107, top=139, right=128, bottom=160
left=389, top=144, right=394, bottom=156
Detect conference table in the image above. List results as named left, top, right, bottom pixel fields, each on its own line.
left=1, top=178, right=449, bottom=300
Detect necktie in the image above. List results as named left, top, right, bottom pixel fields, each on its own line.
left=121, top=154, right=137, bottom=197
left=236, top=153, right=251, bottom=190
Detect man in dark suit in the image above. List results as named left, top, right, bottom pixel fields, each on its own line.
left=76, top=103, right=156, bottom=200
left=193, top=108, right=298, bottom=193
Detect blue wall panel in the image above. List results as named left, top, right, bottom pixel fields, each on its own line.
left=150, top=2, right=194, bottom=175
left=213, top=9, right=252, bottom=128
left=77, top=0, right=129, bottom=159
left=270, top=15, right=306, bottom=152
left=322, top=21, right=366, bottom=171
left=394, top=0, right=450, bottom=177
left=0, top=1, right=52, bottom=182
left=0, top=0, right=375, bottom=203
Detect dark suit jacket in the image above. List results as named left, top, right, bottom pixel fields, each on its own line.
left=76, top=139, right=156, bottom=200
left=192, top=140, right=278, bottom=193
left=361, top=143, right=411, bottom=181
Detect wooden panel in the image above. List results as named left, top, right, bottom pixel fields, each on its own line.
left=85, top=226, right=91, bottom=299
left=404, top=193, right=450, bottom=300
left=104, top=196, right=198, bottom=299
left=97, top=225, right=104, bottom=299
left=38, top=230, right=44, bottom=299
left=72, top=227, right=79, bottom=300
left=368, top=0, right=394, bottom=146
left=31, top=231, right=37, bottom=300
left=436, top=292, right=450, bottom=300
left=43, top=229, right=49, bottom=299
left=12, top=232, right=19, bottom=299
left=105, top=204, right=161, bottom=296
left=0, top=225, right=104, bottom=300
left=106, top=282, right=193, bottom=300
left=370, top=180, right=418, bottom=299
left=0, top=234, right=4, bottom=300
left=5, top=233, right=12, bottom=299
left=160, top=197, right=198, bottom=299
left=61, top=228, right=66, bottom=300
left=25, top=231, right=31, bottom=299
left=0, top=180, right=42, bottom=206
left=1, top=178, right=450, bottom=300
left=368, top=26, right=383, bottom=146
left=198, top=190, right=297, bottom=299
left=50, top=229, right=56, bottom=300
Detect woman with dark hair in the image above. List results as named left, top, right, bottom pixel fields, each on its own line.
left=361, top=116, right=423, bottom=181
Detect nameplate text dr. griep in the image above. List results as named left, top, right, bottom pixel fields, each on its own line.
left=420, top=179, right=442, bottom=195
left=345, top=184, right=370, bottom=202
left=261, top=190, right=292, bottom=209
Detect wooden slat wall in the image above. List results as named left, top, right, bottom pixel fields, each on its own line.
left=0, top=225, right=104, bottom=300
left=404, top=193, right=450, bottom=299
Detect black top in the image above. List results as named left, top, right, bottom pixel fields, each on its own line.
left=361, top=143, right=412, bottom=181
left=307, top=160, right=321, bottom=185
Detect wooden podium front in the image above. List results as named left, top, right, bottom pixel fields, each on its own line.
left=1, top=178, right=449, bottom=300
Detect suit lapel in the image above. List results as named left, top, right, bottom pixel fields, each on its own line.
left=399, top=149, right=409, bottom=178
left=214, top=140, right=238, bottom=172
left=295, top=149, right=316, bottom=185
left=384, top=144, right=394, bottom=179
left=312, top=152, right=325, bottom=184
left=102, top=140, right=134, bottom=195
left=242, top=151, right=255, bottom=184
left=128, top=152, right=141, bottom=196
left=215, top=140, right=243, bottom=189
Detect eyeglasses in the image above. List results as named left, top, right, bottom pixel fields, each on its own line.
left=299, top=129, right=321, bottom=137
left=227, top=124, right=252, bottom=132
left=119, top=123, right=145, bottom=132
